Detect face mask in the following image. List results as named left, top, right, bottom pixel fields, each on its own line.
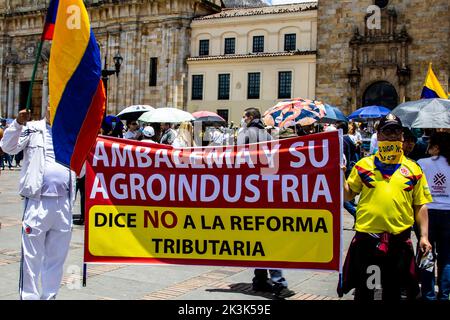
left=376, top=140, right=403, bottom=164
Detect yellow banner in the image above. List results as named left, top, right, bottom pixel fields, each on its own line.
left=88, top=206, right=333, bottom=263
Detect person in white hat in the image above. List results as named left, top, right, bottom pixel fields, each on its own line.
left=141, top=125, right=157, bottom=143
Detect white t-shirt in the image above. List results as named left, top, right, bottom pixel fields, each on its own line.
left=418, top=156, right=450, bottom=210
left=41, top=124, right=70, bottom=197
left=124, top=130, right=140, bottom=140
left=349, top=132, right=362, bottom=145
left=172, top=137, right=189, bottom=148
left=369, top=132, right=378, bottom=155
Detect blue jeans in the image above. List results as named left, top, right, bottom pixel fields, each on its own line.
left=1, top=153, right=12, bottom=169
left=420, top=209, right=450, bottom=300
left=344, top=200, right=356, bottom=219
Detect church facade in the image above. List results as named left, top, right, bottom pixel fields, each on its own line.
left=316, top=0, right=450, bottom=114
left=1, top=0, right=449, bottom=120
left=0, top=0, right=222, bottom=119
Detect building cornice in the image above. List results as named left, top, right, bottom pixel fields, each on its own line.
left=187, top=50, right=316, bottom=62
left=194, top=2, right=317, bottom=21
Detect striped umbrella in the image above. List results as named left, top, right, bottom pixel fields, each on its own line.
left=263, top=98, right=326, bottom=128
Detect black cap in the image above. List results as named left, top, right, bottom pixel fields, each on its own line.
left=377, top=113, right=403, bottom=132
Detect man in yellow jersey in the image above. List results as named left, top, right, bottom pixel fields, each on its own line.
left=339, top=113, right=432, bottom=301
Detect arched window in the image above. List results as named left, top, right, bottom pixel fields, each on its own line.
left=375, top=0, right=389, bottom=8
left=363, top=81, right=398, bottom=110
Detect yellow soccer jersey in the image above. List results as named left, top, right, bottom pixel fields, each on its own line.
left=347, top=155, right=432, bottom=234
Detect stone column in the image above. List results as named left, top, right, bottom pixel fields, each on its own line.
left=6, top=65, right=15, bottom=118
left=14, top=78, right=19, bottom=116
left=172, top=25, right=180, bottom=109
left=41, top=64, right=48, bottom=114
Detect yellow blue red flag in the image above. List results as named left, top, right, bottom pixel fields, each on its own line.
left=45, top=0, right=105, bottom=174
left=420, top=63, right=448, bottom=99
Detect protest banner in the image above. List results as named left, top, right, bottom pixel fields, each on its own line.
left=84, top=131, right=343, bottom=270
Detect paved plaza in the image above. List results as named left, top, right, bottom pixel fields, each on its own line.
left=0, top=169, right=355, bottom=301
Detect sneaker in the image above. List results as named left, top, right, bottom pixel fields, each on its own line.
left=252, top=279, right=273, bottom=292
left=273, top=284, right=295, bottom=299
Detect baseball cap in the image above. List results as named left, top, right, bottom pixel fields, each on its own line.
left=142, top=126, right=155, bottom=138
left=377, top=113, right=403, bottom=132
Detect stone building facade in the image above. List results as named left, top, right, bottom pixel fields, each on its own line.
left=0, top=0, right=222, bottom=119
left=316, top=0, right=450, bottom=114
left=187, top=3, right=317, bottom=124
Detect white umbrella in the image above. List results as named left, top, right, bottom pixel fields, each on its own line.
left=392, top=98, right=450, bottom=128
left=117, top=105, right=154, bottom=121
left=138, top=107, right=195, bottom=123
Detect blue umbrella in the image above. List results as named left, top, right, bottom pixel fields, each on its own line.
left=348, top=105, right=391, bottom=121
left=320, top=104, right=348, bottom=123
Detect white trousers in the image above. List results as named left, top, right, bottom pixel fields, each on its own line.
left=19, top=195, right=72, bottom=300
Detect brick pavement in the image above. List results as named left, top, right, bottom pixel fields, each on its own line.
left=0, top=169, right=354, bottom=300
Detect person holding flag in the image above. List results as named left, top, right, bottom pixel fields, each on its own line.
left=0, top=0, right=105, bottom=299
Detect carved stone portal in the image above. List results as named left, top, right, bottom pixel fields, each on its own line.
left=348, top=4, right=411, bottom=111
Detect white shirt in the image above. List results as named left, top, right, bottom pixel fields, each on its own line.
left=41, top=124, right=70, bottom=197
left=172, top=137, right=189, bottom=148
left=349, top=132, right=362, bottom=145
left=124, top=130, right=140, bottom=140
left=418, top=156, right=450, bottom=210
left=369, top=132, right=378, bottom=155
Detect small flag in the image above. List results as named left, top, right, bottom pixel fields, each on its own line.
left=420, top=63, right=448, bottom=99
left=47, top=0, right=106, bottom=175
left=42, top=0, right=58, bottom=40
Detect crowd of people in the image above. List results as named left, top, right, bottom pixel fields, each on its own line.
left=0, top=105, right=448, bottom=301
left=0, top=118, right=23, bottom=170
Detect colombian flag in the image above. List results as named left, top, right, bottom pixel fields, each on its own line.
left=45, top=0, right=106, bottom=175
left=420, top=63, right=449, bottom=99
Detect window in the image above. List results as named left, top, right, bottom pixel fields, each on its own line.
left=252, top=36, right=264, bottom=53
left=218, top=74, right=230, bottom=100
left=224, top=37, right=235, bottom=55
left=278, top=71, right=292, bottom=99
left=149, top=57, right=157, bottom=86
left=217, top=109, right=229, bottom=123
left=247, top=72, right=260, bottom=99
left=284, top=34, right=296, bottom=51
left=192, top=75, right=203, bottom=100
left=199, top=39, right=209, bottom=56
left=375, top=0, right=389, bottom=8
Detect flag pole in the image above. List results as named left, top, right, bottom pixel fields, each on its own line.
left=25, top=40, right=44, bottom=112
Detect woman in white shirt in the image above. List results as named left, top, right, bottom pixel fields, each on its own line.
left=417, top=132, right=450, bottom=301
left=172, top=122, right=195, bottom=148
left=124, top=120, right=142, bottom=140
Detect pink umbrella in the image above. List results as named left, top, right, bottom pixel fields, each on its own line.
left=192, top=111, right=226, bottom=123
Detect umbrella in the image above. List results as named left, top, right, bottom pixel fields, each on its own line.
left=347, top=105, right=391, bottom=121
left=319, top=104, right=348, bottom=123
left=138, top=107, right=195, bottom=123
left=391, top=98, right=450, bottom=128
left=192, top=111, right=226, bottom=123
left=263, top=98, right=326, bottom=128
left=117, top=105, right=154, bottom=121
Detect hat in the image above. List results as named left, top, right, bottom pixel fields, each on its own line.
left=142, top=126, right=155, bottom=138
left=378, top=113, right=402, bottom=132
